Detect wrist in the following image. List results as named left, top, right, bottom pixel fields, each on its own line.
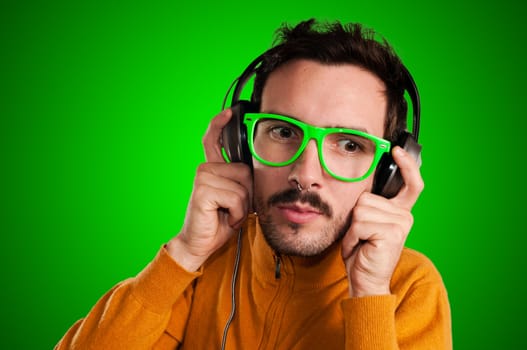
left=166, top=236, right=209, bottom=272
left=349, top=283, right=391, bottom=298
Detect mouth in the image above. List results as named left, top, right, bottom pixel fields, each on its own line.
left=276, top=203, right=323, bottom=225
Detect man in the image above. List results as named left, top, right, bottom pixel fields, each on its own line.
left=56, top=19, right=451, bottom=349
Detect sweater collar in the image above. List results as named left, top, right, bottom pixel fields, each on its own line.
left=247, top=214, right=348, bottom=290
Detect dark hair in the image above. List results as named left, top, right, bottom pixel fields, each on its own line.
left=252, top=19, right=408, bottom=141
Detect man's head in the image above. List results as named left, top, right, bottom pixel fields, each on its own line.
left=253, top=19, right=408, bottom=142
left=250, top=19, right=410, bottom=257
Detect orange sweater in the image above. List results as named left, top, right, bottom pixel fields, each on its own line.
left=56, top=214, right=452, bottom=349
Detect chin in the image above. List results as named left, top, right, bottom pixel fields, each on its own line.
left=260, top=212, right=352, bottom=258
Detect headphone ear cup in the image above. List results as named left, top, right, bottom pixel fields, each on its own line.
left=373, top=132, right=422, bottom=198
left=221, top=101, right=257, bottom=166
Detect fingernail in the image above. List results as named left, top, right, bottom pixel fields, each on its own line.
left=395, top=147, right=405, bottom=156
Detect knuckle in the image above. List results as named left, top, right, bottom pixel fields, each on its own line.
left=201, top=130, right=213, bottom=147
left=194, top=168, right=209, bottom=184
left=355, top=194, right=370, bottom=209
left=348, top=220, right=363, bottom=235
left=405, top=212, right=414, bottom=227
left=415, top=177, right=425, bottom=193
left=230, top=189, right=245, bottom=206
left=351, top=205, right=367, bottom=220
left=392, top=212, right=412, bottom=235
left=192, top=184, right=208, bottom=201
left=233, top=163, right=253, bottom=188
left=196, top=162, right=209, bottom=173
left=240, top=186, right=250, bottom=202
left=389, top=223, right=407, bottom=240
left=227, top=194, right=246, bottom=216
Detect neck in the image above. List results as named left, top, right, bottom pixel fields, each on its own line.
left=249, top=214, right=347, bottom=289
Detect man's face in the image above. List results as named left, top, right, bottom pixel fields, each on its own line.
left=253, top=59, right=387, bottom=257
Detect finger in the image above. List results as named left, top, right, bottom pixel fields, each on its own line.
left=341, top=221, right=408, bottom=260
left=341, top=230, right=361, bottom=261
left=203, top=109, right=233, bottom=163
left=355, top=192, right=410, bottom=221
left=196, top=171, right=250, bottom=214
left=390, top=146, right=424, bottom=210
left=199, top=186, right=248, bottom=228
left=198, top=162, right=254, bottom=214
left=214, top=187, right=249, bottom=228
left=352, top=201, right=412, bottom=227
left=193, top=181, right=249, bottom=229
left=197, top=162, right=253, bottom=206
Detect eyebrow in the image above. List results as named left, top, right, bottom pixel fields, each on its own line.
left=262, top=110, right=370, bottom=133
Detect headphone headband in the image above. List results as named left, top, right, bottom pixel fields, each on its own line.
left=401, top=65, right=420, bottom=141
left=231, top=52, right=267, bottom=106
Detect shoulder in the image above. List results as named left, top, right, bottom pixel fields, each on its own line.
left=391, top=247, right=446, bottom=296
left=397, top=247, right=442, bottom=276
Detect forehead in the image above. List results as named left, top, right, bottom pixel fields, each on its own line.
left=260, top=59, right=387, bottom=137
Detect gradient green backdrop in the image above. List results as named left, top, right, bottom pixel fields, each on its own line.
left=1, top=0, right=525, bottom=348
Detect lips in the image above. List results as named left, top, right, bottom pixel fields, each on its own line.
left=277, top=203, right=323, bottom=224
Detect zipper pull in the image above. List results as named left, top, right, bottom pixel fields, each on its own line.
left=274, top=254, right=281, bottom=279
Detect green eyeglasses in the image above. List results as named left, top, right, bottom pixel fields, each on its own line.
left=244, top=113, right=391, bottom=182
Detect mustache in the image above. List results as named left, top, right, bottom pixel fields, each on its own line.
left=267, top=188, right=333, bottom=217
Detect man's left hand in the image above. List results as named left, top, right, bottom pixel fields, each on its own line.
left=341, top=146, right=424, bottom=297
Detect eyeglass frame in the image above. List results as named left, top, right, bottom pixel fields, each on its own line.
left=243, top=113, right=392, bottom=182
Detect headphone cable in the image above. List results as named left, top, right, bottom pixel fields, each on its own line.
left=220, top=227, right=243, bottom=350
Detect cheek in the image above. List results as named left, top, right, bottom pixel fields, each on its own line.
left=331, top=177, right=374, bottom=212
left=253, top=164, right=291, bottom=199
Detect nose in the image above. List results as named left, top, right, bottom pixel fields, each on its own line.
left=287, top=140, right=323, bottom=191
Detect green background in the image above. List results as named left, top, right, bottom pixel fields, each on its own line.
left=1, top=0, right=525, bottom=348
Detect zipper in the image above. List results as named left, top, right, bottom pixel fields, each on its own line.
left=274, top=254, right=282, bottom=279
left=259, top=254, right=292, bottom=349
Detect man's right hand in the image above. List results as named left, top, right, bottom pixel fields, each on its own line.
left=166, top=109, right=253, bottom=271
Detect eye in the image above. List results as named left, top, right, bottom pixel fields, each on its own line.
left=265, top=121, right=302, bottom=142
left=337, top=139, right=362, bottom=153
left=271, top=126, right=295, bottom=140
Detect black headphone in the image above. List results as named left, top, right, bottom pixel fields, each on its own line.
left=221, top=49, right=422, bottom=199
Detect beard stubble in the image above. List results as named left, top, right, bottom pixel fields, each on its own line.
left=255, top=188, right=352, bottom=257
